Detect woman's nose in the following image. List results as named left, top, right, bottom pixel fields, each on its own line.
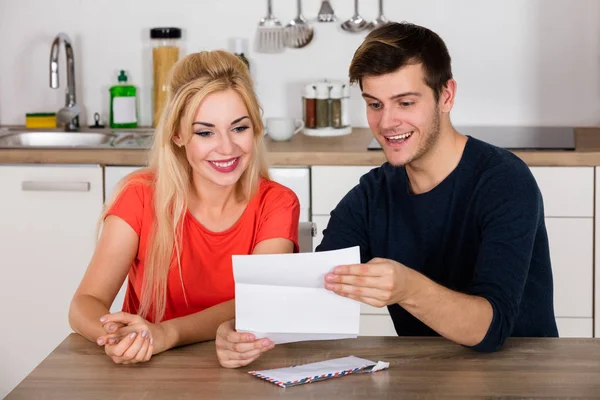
left=218, top=133, right=234, bottom=154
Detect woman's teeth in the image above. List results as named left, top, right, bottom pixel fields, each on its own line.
left=210, top=159, right=236, bottom=167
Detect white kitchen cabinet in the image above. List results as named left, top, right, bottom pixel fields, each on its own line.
left=104, top=166, right=143, bottom=201
left=0, top=164, right=103, bottom=398
left=595, top=167, right=600, bottom=338
left=311, top=166, right=376, bottom=215
left=359, top=315, right=397, bottom=337
left=269, top=167, right=310, bottom=222
left=533, top=167, right=594, bottom=338
left=546, top=218, right=593, bottom=319
left=311, top=215, right=330, bottom=251
left=556, top=318, right=593, bottom=338
left=529, top=167, right=594, bottom=217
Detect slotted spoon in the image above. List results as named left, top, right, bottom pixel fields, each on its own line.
left=285, top=0, right=314, bottom=48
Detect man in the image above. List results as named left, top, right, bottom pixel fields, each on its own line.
left=215, top=22, right=558, bottom=368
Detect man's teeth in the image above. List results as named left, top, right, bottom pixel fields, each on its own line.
left=388, top=131, right=413, bottom=140
left=211, top=159, right=236, bottom=167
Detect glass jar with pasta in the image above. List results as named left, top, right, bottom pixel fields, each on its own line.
left=151, top=27, right=182, bottom=127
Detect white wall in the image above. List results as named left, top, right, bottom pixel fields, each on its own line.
left=1, top=0, right=599, bottom=128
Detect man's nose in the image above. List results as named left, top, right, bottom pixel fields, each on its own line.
left=380, top=107, right=401, bottom=132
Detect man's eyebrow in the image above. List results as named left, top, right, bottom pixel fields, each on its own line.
left=362, top=92, right=422, bottom=101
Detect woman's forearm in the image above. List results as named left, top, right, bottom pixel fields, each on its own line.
left=160, top=299, right=235, bottom=350
left=69, top=294, right=112, bottom=342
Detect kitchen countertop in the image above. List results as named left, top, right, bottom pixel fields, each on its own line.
left=2, top=126, right=600, bottom=167
left=6, top=333, right=600, bottom=399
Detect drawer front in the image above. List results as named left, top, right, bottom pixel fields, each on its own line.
left=546, top=218, right=593, bottom=318
left=269, top=167, right=310, bottom=220
left=594, top=167, right=600, bottom=338
left=555, top=317, right=593, bottom=338
left=529, top=167, right=593, bottom=217
left=359, top=315, right=397, bottom=337
left=361, top=303, right=390, bottom=315
left=312, top=166, right=594, bottom=218
left=311, top=215, right=330, bottom=251
left=312, top=166, right=376, bottom=215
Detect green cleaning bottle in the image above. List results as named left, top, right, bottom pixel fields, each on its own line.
left=232, top=38, right=250, bottom=70
left=109, top=70, right=138, bottom=129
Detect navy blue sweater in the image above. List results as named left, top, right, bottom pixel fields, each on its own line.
left=316, top=136, right=558, bottom=352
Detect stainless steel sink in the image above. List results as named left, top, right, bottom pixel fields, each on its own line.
left=112, top=133, right=153, bottom=148
left=0, top=131, right=117, bottom=148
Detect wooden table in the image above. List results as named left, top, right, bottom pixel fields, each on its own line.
left=6, top=334, right=600, bottom=399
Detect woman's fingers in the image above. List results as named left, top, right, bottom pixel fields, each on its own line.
left=102, top=321, right=125, bottom=334
left=107, top=331, right=138, bottom=358
left=122, top=330, right=148, bottom=360
left=133, top=332, right=151, bottom=362
left=143, top=339, right=154, bottom=361
left=103, top=323, right=150, bottom=342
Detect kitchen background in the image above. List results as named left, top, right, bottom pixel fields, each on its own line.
left=3, top=2, right=600, bottom=397
left=1, top=0, right=600, bottom=128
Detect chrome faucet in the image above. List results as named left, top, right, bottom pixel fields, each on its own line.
left=50, top=33, right=80, bottom=131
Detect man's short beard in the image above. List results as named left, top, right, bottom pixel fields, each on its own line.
left=390, top=105, right=441, bottom=167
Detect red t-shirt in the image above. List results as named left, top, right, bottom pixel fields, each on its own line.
left=106, top=172, right=300, bottom=322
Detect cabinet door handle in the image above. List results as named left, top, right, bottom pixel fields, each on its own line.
left=21, top=181, right=91, bottom=192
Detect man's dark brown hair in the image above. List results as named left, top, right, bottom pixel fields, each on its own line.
left=349, top=22, right=453, bottom=102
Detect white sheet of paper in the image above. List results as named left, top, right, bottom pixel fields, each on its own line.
left=233, top=246, right=361, bottom=344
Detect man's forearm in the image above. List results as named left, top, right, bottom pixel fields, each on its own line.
left=160, top=299, right=235, bottom=350
left=400, top=270, right=493, bottom=347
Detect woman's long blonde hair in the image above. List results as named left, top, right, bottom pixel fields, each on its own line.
left=102, top=50, right=270, bottom=322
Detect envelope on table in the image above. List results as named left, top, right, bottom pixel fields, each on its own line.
left=232, top=246, right=361, bottom=344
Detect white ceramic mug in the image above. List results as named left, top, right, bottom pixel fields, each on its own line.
left=265, top=117, right=305, bottom=141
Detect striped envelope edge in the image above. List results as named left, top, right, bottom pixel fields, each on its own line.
left=248, top=356, right=390, bottom=388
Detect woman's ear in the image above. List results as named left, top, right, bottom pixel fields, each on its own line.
left=172, top=134, right=184, bottom=148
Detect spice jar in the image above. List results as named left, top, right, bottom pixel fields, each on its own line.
left=303, top=84, right=317, bottom=129
left=301, top=79, right=353, bottom=137
left=315, top=83, right=330, bottom=128
left=151, top=27, right=182, bottom=127
left=329, top=83, right=343, bottom=129
left=341, top=84, right=351, bottom=127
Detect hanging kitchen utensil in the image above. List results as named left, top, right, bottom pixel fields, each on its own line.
left=285, top=0, right=314, bottom=48
left=256, top=0, right=285, bottom=53
left=367, top=0, right=389, bottom=30
left=341, top=0, right=368, bottom=33
left=317, top=0, right=336, bottom=22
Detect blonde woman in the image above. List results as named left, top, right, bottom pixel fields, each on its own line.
left=69, top=50, right=299, bottom=364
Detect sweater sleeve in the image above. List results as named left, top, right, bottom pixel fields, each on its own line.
left=315, top=180, right=372, bottom=263
left=468, top=160, right=544, bottom=352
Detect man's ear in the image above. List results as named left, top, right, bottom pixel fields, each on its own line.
left=439, top=79, right=456, bottom=113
